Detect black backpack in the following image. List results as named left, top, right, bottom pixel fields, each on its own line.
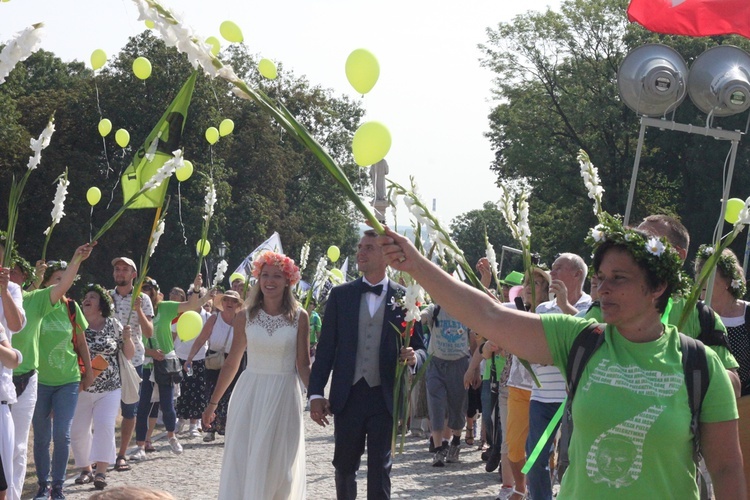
left=557, top=323, right=709, bottom=485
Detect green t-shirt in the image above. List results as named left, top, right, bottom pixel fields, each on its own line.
left=12, top=288, right=55, bottom=374
left=584, top=298, right=739, bottom=370
left=541, top=313, right=737, bottom=499
left=150, top=300, right=180, bottom=356
left=309, top=311, right=321, bottom=345
left=37, top=300, right=88, bottom=386
left=482, top=353, right=507, bottom=381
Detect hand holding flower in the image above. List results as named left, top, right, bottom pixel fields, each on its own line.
left=399, top=346, right=417, bottom=367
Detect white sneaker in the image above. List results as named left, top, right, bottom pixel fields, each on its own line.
left=175, top=419, right=186, bottom=434
left=168, top=436, right=183, bottom=455
left=189, top=428, right=202, bottom=439
left=129, top=448, right=146, bottom=462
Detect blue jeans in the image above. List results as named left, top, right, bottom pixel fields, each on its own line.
left=525, top=399, right=562, bottom=500
left=135, top=367, right=176, bottom=441
left=32, top=382, right=79, bottom=486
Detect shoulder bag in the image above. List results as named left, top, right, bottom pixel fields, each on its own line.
left=205, top=325, right=233, bottom=370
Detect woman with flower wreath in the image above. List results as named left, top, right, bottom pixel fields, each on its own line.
left=379, top=216, right=744, bottom=499
left=202, top=250, right=310, bottom=499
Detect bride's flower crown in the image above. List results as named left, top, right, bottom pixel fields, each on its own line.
left=586, top=213, right=689, bottom=296
left=251, top=251, right=301, bottom=286
left=696, top=245, right=747, bottom=299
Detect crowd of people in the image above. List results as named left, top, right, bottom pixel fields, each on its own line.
left=0, top=211, right=747, bottom=499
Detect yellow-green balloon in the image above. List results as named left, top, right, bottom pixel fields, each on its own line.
left=352, top=121, right=391, bottom=167
left=258, top=58, right=277, bottom=80
left=90, top=49, right=107, bottom=70
left=145, top=19, right=155, bottom=29
left=176, top=311, right=202, bottom=341
left=115, top=129, right=130, bottom=148
left=725, top=198, right=745, bottom=224
left=330, top=268, right=344, bottom=282
left=219, top=119, right=234, bottom=137
left=196, top=239, right=211, bottom=256
left=86, top=187, right=102, bottom=206
left=219, top=20, right=243, bottom=43
left=176, top=160, right=194, bottom=182
left=98, top=118, right=112, bottom=137
left=345, top=48, right=380, bottom=95
left=205, top=127, right=220, bottom=145
left=327, top=245, right=341, bottom=263
left=133, top=57, right=152, bottom=80
left=205, top=36, right=221, bottom=56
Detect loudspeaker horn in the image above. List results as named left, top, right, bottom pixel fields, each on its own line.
left=618, top=44, right=688, bottom=117
left=688, top=45, right=750, bottom=118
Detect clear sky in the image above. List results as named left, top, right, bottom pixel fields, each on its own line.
left=1, top=0, right=562, bottom=225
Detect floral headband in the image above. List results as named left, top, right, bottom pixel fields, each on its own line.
left=696, top=245, right=747, bottom=299
left=251, top=251, right=301, bottom=286
left=82, top=283, right=115, bottom=316
left=586, top=213, right=689, bottom=297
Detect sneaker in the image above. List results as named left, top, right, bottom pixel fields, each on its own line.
left=129, top=447, right=146, bottom=462
left=495, top=486, right=514, bottom=500
left=432, top=445, right=448, bottom=467
left=189, top=428, right=202, bottom=439
left=486, top=448, right=502, bottom=472
left=428, top=436, right=436, bottom=453
left=50, top=485, right=65, bottom=500
left=175, top=418, right=186, bottom=434
left=169, top=436, right=183, bottom=455
left=34, top=483, right=50, bottom=500
left=446, top=443, right=461, bottom=463
left=203, top=431, right=216, bottom=442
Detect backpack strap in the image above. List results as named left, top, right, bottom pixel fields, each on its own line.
left=557, top=322, right=606, bottom=480
left=679, top=333, right=709, bottom=466
left=695, top=301, right=731, bottom=350
left=65, top=297, right=86, bottom=376
left=432, top=305, right=441, bottom=327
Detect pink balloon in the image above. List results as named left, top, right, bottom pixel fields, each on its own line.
left=508, top=285, right=524, bottom=302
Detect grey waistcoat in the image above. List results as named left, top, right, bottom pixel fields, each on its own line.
left=352, top=292, right=387, bottom=387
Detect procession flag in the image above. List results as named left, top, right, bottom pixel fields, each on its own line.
left=627, top=0, right=750, bottom=38
left=233, top=232, right=284, bottom=278
left=121, top=71, right=198, bottom=208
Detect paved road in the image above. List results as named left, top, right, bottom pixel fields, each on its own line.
left=59, top=413, right=503, bottom=499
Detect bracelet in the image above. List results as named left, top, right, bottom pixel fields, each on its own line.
left=208, top=401, right=219, bottom=406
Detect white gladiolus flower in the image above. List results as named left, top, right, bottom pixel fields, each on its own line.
left=299, top=242, right=310, bottom=272
left=591, top=225, right=606, bottom=243
left=203, top=181, right=216, bottom=221
left=313, top=256, right=328, bottom=286
left=403, top=283, right=424, bottom=323
left=148, top=219, right=165, bottom=256
left=703, top=246, right=715, bottom=256
left=27, top=118, right=56, bottom=171
left=145, top=136, right=159, bottom=162
left=142, top=149, right=182, bottom=191
left=737, top=197, right=750, bottom=226
left=214, top=259, right=228, bottom=287
left=0, top=24, right=44, bottom=85
left=578, top=150, right=604, bottom=216
left=43, top=176, right=69, bottom=236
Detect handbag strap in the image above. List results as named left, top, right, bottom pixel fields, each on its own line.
left=213, top=317, right=233, bottom=353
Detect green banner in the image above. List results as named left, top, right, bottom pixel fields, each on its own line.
left=121, top=71, right=198, bottom=209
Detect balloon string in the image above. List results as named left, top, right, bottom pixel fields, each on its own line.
left=89, top=206, right=94, bottom=242
left=106, top=150, right=126, bottom=210
left=94, top=78, right=114, bottom=177
left=178, top=182, right=187, bottom=245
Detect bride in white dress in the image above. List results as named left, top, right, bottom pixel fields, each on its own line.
left=203, top=251, right=310, bottom=499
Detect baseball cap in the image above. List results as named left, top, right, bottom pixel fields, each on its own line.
left=111, top=257, right=137, bottom=273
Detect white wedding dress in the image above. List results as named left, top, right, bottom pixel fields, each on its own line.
left=218, top=308, right=305, bottom=499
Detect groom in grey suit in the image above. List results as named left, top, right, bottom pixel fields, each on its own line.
left=309, top=230, right=426, bottom=500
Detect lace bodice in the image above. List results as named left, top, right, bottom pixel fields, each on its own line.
left=245, top=308, right=300, bottom=374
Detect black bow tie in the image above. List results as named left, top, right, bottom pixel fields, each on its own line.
left=362, top=283, right=384, bottom=295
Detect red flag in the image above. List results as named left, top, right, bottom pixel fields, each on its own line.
left=628, top=0, right=750, bottom=38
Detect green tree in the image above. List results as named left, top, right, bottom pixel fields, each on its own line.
left=481, top=0, right=750, bottom=263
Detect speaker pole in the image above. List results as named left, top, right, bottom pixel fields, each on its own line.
left=624, top=119, right=647, bottom=227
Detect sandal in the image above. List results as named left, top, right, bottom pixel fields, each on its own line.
left=74, top=470, right=94, bottom=484
left=145, top=440, right=156, bottom=453
left=94, top=473, right=107, bottom=490
left=465, top=427, right=475, bottom=446
left=114, top=455, right=131, bottom=472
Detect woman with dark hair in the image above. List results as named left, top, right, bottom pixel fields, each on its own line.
left=378, top=216, right=743, bottom=499
left=70, top=284, right=134, bottom=491
left=203, top=251, right=310, bottom=499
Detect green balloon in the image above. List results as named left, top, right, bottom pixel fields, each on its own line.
left=258, top=59, right=278, bottom=80
left=352, top=121, right=391, bottom=167
left=345, top=48, right=380, bottom=95
left=219, top=119, right=234, bottom=137
left=725, top=198, right=745, bottom=224
left=327, top=245, right=341, bottom=263
left=196, top=239, right=211, bottom=256
left=133, top=57, right=152, bottom=80
left=177, top=311, right=202, bottom=341
left=98, top=119, right=112, bottom=137
left=115, top=129, right=130, bottom=148
left=219, top=20, right=244, bottom=43
left=86, top=187, right=102, bottom=206
left=205, top=127, right=220, bottom=145
left=90, top=49, right=107, bottom=70
left=206, top=36, right=221, bottom=56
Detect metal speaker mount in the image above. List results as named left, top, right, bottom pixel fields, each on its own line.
left=688, top=45, right=750, bottom=118
left=618, top=44, right=688, bottom=117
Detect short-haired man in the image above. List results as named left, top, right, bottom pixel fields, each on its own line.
left=109, top=257, right=154, bottom=471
